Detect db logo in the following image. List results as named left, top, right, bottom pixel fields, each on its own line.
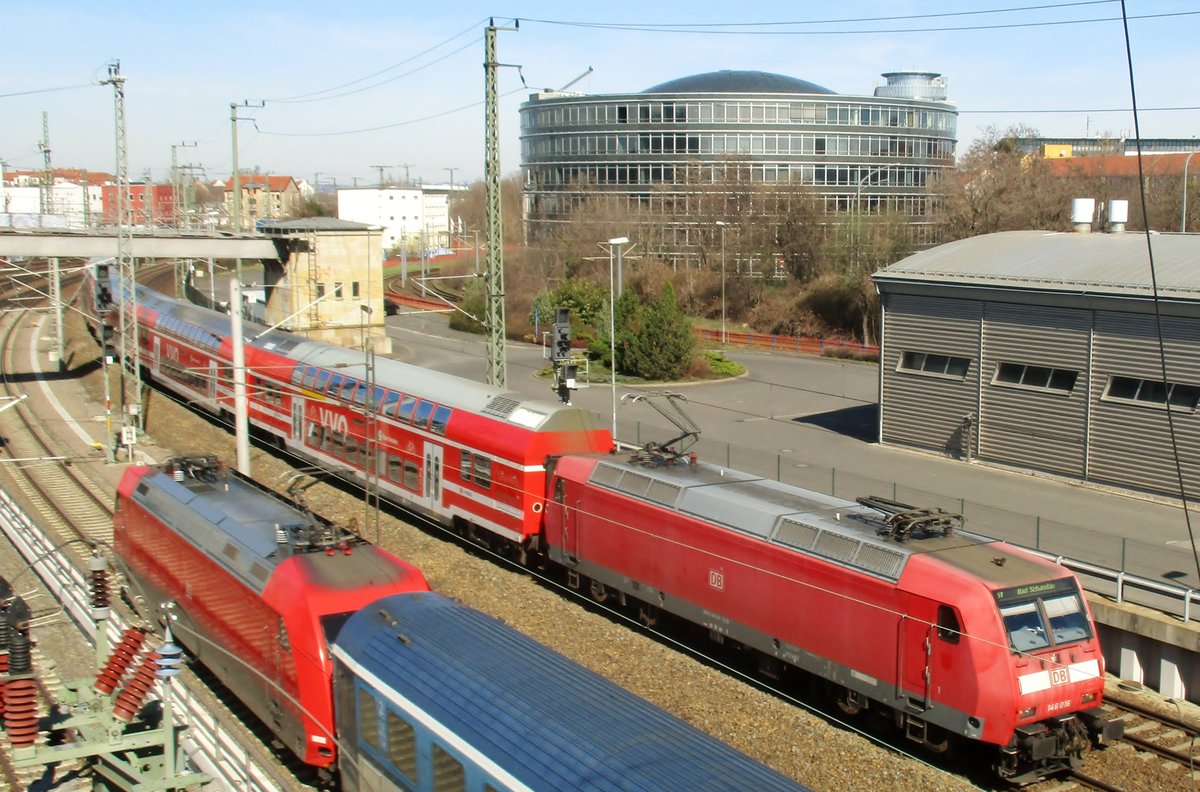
left=708, top=570, right=725, bottom=590
left=1049, top=667, right=1070, bottom=686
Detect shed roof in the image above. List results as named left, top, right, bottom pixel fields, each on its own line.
left=874, top=230, right=1200, bottom=298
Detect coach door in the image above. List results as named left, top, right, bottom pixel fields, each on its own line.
left=554, top=479, right=579, bottom=565
left=421, top=442, right=444, bottom=511
left=291, top=399, right=304, bottom=443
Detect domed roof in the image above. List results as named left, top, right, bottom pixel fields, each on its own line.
left=644, top=70, right=835, bottom=95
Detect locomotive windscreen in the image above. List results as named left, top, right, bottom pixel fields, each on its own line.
left=994, top=579, right=1091, bottom=652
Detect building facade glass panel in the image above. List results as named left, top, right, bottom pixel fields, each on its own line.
left=520, top=70, right=957, bottom=264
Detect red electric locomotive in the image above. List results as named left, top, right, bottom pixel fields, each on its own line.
left=113, top=455, right=430, bottom=773
left=542, top=450, right=1122, bottom=783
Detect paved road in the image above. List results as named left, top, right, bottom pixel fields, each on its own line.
left=386, top=310, right=1200, bottom=594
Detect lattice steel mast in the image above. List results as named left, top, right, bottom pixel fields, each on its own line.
left=102, top=61, right=143, bottom=432
left=38, top=112, right=52, bottom=216
left=483, top=19, right=516, bottom=388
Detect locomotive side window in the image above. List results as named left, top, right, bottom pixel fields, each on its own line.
left=936, top=605, right=961, bottom=644
left=385, top=711, right=419, bottom=783
left=1044, top=593, right=1091, bottom=644
left=999, top=601, right=1050, bottom=652
left=431, top=744, right=466, bottom=792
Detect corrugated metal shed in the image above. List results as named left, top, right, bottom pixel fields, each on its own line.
left=875, top=230, right=1200, bottom=298
left=335, top=592, right=808, bottom=791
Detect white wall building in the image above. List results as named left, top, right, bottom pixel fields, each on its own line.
left=336, top=185, right=457, bottom=254
left=0, top=183, right=104, bottom=228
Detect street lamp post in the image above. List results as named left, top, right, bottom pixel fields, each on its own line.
left=607, top=236, right=629, bottom=441
left=715, top=221, right=727, bottom=344
left=1182, top=150, right=1199, bottom=232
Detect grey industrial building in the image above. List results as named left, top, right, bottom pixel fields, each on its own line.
left=873, top=224, right=1200, bottom=500
left=519, top=69, right=957, bottom=263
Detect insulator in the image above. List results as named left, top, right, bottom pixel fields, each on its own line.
left=0, top=653, right=7, bottom=720
left=6, top=598, right=32, bottom=676
left=89, top=555, right=111, bottom=618
left=4, top=678, right=38, bottom=747
left=113, top=651, right=161, bottom=722
left=95, top=628, right=146, bottom=694
left=156, top=635, right=183, bottom=679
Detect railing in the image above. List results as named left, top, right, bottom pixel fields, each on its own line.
left=694, top=326, right=879, bottom=357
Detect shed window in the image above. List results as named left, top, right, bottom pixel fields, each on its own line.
left=898, top=351, right=970, bottom=379
left=1104, top=375, right=1200, bottom=411
left=993, top=362, right=1078, bottom=394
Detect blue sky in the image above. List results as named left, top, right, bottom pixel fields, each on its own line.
left=2, top=1, right=1196, bottom=187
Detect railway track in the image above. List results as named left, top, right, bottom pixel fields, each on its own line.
left=0, top=305, right=114, bottom=547
left=1107, top=694, right=1199, bottom=777
left=0, top=274, right=310, bottom=791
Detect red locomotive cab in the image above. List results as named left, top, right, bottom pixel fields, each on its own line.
left=997, top=579, right=1108, bottom=718
left=260, top=547, right=429, bottom=767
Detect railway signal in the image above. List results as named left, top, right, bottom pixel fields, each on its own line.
left=551, top=307, right=579, bottom=404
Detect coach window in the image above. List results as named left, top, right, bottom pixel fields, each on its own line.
left=430, top=405, right=451, bottom=435
left=936, top=605, right=961, bottom=644
left=413, top=400, right=434, bottom=429
left=382, top=390, right=401, bottom=416
left=431, top=745, right=465, bottom=792
left=314, top=370, right=331, bottom=392
left=326, top=373, right=344, bottom=396
left=358, top=689, right=381, bottom=751
left=397, top=396, right=417, bottom=422
left=370, top=386, right=385, bottom=411
left=339, top=379, right=358, bottom=401
left=350, top=381, right=368, bottom=406
left=385, top=711, right=419, bottom=784
left=460, top=451, right=473, bottom=482
left=474, top=456, right=492, bottom=489
left=388, top=453, right=405, bottom=483
left=403, top=460, right=420, bottom=492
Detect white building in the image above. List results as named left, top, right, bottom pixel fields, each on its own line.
left=0, top=183, right=104, bottom=228
left=336, top=185, right=457, bottom=254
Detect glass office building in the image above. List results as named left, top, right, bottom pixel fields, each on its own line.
left=519, top=70, right=957, bottom=261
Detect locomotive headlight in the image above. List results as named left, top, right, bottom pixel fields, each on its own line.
left=1019, top=706, right=1037, bottom=720
left=1081, top=692, right=1097, bottom=704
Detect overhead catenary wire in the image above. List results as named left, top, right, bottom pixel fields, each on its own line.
left=519, top=5, right=1198, bottom=36
left=1117, top=0, right=1200, bottom=586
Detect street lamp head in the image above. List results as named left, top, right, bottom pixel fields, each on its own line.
left=608, top=236, right=629, bottom=245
